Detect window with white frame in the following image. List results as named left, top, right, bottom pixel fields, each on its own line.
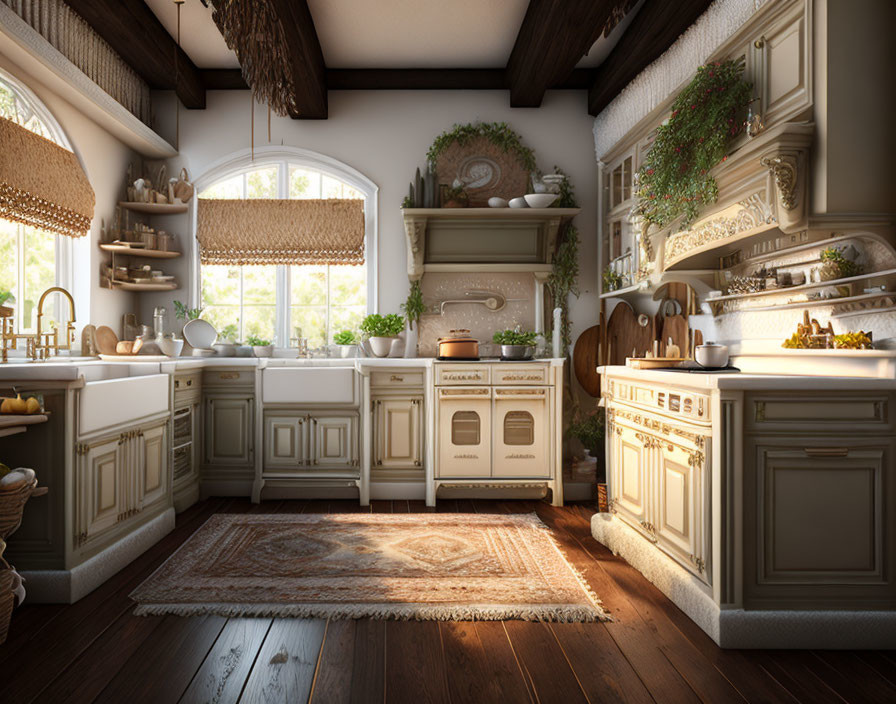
left=0, top=72, right=73, bottom=333
left=198, top=159, right=370, bottom=348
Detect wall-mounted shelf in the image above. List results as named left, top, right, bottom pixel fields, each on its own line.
left=99, top=244, right=181, bottom=259
left=600, top=281, right=649, bottom=299
left=713, top=291, right=893, bottom=316
left=106, top=280, right=178, bottom=292
left=711, top=267, right=896, bottom=306
left=119, top=201, right=188, bottom=215
left=402, top=207, right=580, bottom=281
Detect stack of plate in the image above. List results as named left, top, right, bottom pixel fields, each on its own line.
left=183, top=319, right=217, bottom=356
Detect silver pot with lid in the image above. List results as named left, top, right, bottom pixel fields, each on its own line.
left=695, top=341, right=729, bottom=368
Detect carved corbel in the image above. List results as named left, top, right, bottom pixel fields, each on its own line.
left=760, top=154, right=798, bottom=210
left=403, top=215, right=427, bottom=281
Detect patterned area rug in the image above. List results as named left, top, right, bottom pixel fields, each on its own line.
left=130, top=513, right=608, bottom=622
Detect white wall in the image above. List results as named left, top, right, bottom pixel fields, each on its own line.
left=147, top=89, right=599, bottom=347
left=0, top=52, right=136, bottom=333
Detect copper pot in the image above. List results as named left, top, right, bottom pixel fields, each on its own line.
left=437, top=329, right=479, bottom=360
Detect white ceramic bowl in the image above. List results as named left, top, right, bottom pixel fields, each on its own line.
left=695, top=342, right=729, bottom=368
left=252, top=344, right=274, bottom=358
left=158, top=337, right=184, bottom=357
left=487, top=197, right=508, bottom=208
left=213, top=342, right=237, bottom=357
left=508, top=197, right=528, bottom=209
left=523, top=193, right=558, bottom=208
left=183, top=319, right=217, bottom=349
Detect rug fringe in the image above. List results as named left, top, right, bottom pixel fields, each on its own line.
left=132, top=601, right=610, bottom=622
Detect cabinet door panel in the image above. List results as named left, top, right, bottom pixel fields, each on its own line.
left=81, top=437, right=122, bottom=542
left=264, top=415, right=307, bottom=469
left=312, top=415, right=356, bottom=469
left=374, top=398, right=422, bottom=470
left=140, top=424, right=167, bottom=509
left=610, top=423, right=649, bottom=526
left=205, top=396, right=252, bottom=465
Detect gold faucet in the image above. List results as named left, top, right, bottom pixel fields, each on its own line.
left=0, top=286, right=76, bottom=362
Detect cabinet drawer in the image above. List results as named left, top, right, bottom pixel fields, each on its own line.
left=436, top=365, right=490, bottom=386
left=746, top=393, right=892, bottom=432
left=174, top=372, right=200, bottom=392
left=203, top=368, right=255, bottom=389
left=492, top=364, right=548, bottom=386
left=371, top=370, right=425, bottom=389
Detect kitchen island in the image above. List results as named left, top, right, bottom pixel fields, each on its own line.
left=597, top=357, right=896, bottom=648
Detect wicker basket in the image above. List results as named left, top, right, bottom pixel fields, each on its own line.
left=0, top=479, right=47, bottom=540
left=0, top=542, right=14, bottom=645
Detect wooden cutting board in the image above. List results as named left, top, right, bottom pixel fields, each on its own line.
left=661, top=315, right=690, bottom=358
left=606, top=302, right=655, bottom=365
left=573, top=325, right=601, bottom=397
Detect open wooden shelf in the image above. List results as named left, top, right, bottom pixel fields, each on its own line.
left=100, top=244, right=181, bottom=259
left=710, top=268, right=896, bottom=305
left=714, top=291, right=893, bottom=315
left=119, top=201, right=188, bottom=215
left=108, top=279, right=178, bottom=292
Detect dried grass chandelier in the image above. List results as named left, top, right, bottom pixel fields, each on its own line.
left=209, top=0, right=298, bottom=117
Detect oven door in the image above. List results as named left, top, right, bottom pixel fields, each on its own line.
left=437, top=387, right=491, bottom=477
left=492, top=387, right=550, bottom=478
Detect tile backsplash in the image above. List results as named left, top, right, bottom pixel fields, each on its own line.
left=418, top=273, right=536, bottom=357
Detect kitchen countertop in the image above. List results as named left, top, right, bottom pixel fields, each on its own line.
left=599, top=364, right=896, bottom=391
left=0, top=355, right=566, bottom=382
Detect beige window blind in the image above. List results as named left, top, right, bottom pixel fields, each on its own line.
left=196, top=198, right=365, bottom=266
left=0, top=115, right=95, bottom=238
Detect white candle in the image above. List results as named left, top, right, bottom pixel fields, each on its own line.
left=552, top=307, right=562, bottom=357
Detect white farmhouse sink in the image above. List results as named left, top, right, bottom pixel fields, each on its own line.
left=79, top=374, right=169, bottom=436
left=262, top=367, right=356, bottom=404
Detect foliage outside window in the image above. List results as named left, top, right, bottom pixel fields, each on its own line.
left=199, top=163, right=367, bottom=348
left=0, top=74, right=71, bottom=334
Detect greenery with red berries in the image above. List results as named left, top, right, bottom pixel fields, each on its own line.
left=635, top=58, right=753, bottom=228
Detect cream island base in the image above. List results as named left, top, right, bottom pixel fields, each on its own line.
left=596, top=361, right=896, bottom=649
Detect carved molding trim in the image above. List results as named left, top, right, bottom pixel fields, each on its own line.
left=403, top=215, right=427, bottom=280
left=666, top=191, right=776, bottom=262
left=761, top=154, right=798, bottom=210
left=608, top=405, right=708, bottom=450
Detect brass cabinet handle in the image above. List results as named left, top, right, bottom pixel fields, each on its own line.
left=219, top=372, right=239, bottom=380
left=803, top=447, right=849, bottom=458
left=390, top=375, right=404, bottom=382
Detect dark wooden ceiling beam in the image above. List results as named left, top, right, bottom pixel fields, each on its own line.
left=588, top=0, right=713, bottom=115
left=506, top=0, right=616, bottom=108
left=200, top=68, right=596, bottom=92
left=62, top=0, right=205, bottom=109
left=270, top=0, right=327, bottom=119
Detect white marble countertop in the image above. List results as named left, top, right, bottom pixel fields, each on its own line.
left=0, top=355, right=564, bottom=382
left=599, top=365, right=896, bottom=391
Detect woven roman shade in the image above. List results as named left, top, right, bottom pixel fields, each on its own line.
left=196, top=198, right=365, bottom=266
left=0, top=116, right=95, bottom=238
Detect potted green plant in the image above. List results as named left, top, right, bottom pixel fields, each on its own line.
left=173, top=300, right=203, bottom=321
left=442, top=184, right=469, bottom=208
left=213, top=323, right=239, bottom=356
left=602, top=266, right=622, bottom=292
left=0, top=290, right=13, bottom=310
left=360, top=313, right=405, bottom=357
left=400, top=281, right=425, bottom=358
left=819, top=246, right=861, bottom=281
left=245, top=334, right=274, bottom=358
left=492, top=328, right=538, bottom=360
left=333, top=329, right=359, bottom=358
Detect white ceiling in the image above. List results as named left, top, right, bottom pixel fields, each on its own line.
left=144, top=0, right=638, bottom=72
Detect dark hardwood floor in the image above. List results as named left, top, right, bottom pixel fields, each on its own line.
left=2, top=498, right=895, bottom=703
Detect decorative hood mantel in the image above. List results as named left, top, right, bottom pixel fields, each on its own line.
left=661, top=121, right=814, bottom=270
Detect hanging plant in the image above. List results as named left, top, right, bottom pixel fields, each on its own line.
left=426, top=122, right=536, bottom=172
left=547, top=224, right=580, bottom=355
left=635, top=58, right=753, bottom=229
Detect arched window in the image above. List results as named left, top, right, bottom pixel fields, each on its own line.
left=194, top=149, right=376, bottom=348
left=0, top=70, right=73, bottom=333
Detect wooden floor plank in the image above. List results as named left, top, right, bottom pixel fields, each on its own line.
left=34, top=609, right=166, bottom=704
left=370, top=500, right=393, bottom=513
left=856, top=651, right=896, bottom=688
left=303, top=499, right=331, bottom=514
left=745, top=651, right=847, bottom=704
left=472, top=621, right=535, bottom=704
left=549, top=622, right=655, bottom=704
left=440, top=621, right=532, bottom=704
left=95, top=614, right=228, bottom=704
left=350, top=620, right=385, bottom=704
left=810, top=651, right=896, bottom=704
left=240, top=618, right=327, bottom=704
left=502, top=620, right=589, bottom=703
left=310, top=619, right=355, bottom=704
left=275, top=499, right=311, bottom=514
left=407, top=500, right=430, bottom=513
left=384, top=621, right=449, bottom=704
left=179, top=618, right=272, bottom=704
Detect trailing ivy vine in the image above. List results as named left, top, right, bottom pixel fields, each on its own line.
left=426, top=121, right=537, bottom=172
left=546, top=169, right=579, bottom=355
left=635, top=58, right=753, bottom=228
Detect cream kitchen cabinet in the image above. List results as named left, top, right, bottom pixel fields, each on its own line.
left=75, top=420, right=169, bottom=549
left=263, top=412, right=358, bottom=473
left=205, top=395, right=254, bottom=466
left=608, top=409, right=711, bottom=583
left=373, top=398, right=423, bottom=472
